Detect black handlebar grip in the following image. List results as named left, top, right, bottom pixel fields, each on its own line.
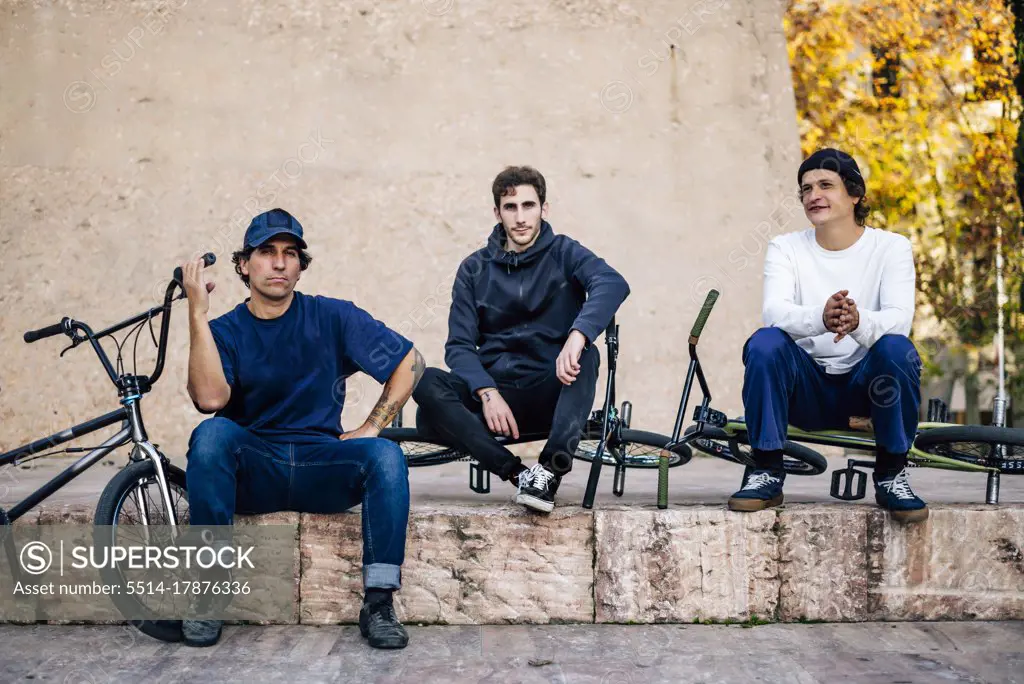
left=24, top=317, right=69, bottom=343
left=689, top=289, right=720, bottom=341
left=173, top=252, right=218, bottom=285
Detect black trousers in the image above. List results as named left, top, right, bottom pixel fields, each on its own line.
left=412, top=347, right=600, bottom=482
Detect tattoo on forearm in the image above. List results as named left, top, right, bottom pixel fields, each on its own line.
left=368, top=394, right=400, bottom=430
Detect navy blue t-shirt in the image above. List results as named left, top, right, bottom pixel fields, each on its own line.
left=207, top=292, right=413, bottom=439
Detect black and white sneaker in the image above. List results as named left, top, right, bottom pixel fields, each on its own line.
left=515, top=464, right=557, bottom=513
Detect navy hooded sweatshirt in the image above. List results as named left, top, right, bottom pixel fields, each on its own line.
left=445, top=221, right=630, bottom=392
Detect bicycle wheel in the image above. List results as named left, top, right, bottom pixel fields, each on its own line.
left=575, top=429, right=692, bottom=468
left=686, top=426, right=828, bottom=475
left=93, top=458, right=190, bottom=643
left=915, top=425, right=1024, bottom=473
left=378, top=427, right=467, bottom=467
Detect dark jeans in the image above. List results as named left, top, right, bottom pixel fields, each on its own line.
left=742, top=327, right=921, bottom=467
left=185, top=417, right=409, bottom=589
left=412, top=346, right=601, bottom=482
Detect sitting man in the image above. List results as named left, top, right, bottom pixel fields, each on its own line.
left=728, top=148, right=928, bottom=523
left=414, top=166, right=630, bottom=513
left=180, top=208, right=424, bottom=648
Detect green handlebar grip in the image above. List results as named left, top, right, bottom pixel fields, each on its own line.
left=690, top=289, right=720, bottom=340
left=657, top=455, right=669, bottom=509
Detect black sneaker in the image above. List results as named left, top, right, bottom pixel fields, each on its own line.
left=727, top=470, right=785, bottom=512
left=359, top=601, right=409, bottom=649
left=515, top=464, right=557, bottom=513
left=874, top=468, right=929, bottom=523
left=183, top=619, right=223, bottom=647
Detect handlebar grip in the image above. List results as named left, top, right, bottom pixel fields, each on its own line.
left=689, top=289, right=720, bottom=341
left=173, top=252, right=218, bottom=285
left=24, top=317, right=70, bottom=343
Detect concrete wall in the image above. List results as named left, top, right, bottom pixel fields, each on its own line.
left=0, top=0, right=802, bottom=460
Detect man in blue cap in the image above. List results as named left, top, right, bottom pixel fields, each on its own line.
left=727, top=148, right=928, bottom=523
left=175, top=208, right=424, bottom=649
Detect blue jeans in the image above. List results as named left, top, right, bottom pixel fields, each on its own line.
left=185, top=417, right=409, bottom=589
left=742, top=327, right=921, bottom=455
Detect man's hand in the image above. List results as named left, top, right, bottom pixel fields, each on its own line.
left=339, top=422, right=382, bottom=441
left=478, top=388, right=519, bottom=439
left=834, top=297, right=860, bottom=342
left=181, top=256, right=217, bottom=316
left=822, top=290, right=848, bottom=336
left=556, top=330, right=588, bottom=386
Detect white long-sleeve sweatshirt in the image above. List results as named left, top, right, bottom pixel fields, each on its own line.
left=762, top=227, right=915, bottom=374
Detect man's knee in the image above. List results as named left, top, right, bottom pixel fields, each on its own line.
left=186, top=417, right=240, bottom=468
left=581, top=344, right=600, bottom=371
left=871, top=335, right=921, bottom=376
left=367, top=438, right=409, bottom=482
left=743, top=327, right=791, bottom=365
left=412, top=367, right=448, bottom=405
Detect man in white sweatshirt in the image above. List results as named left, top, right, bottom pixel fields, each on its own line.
left=728, top=148, right=928, bottom=523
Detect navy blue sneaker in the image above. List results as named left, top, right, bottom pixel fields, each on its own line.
left=873, top=468, right=928, bottom=523
left=728, top=470, right=785, bottom=512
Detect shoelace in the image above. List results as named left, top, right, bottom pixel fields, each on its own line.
left=517, top=468, right=535, bottom=489
left=880, top=470, right=915, bottom=500
left=529, top=464, right=555, bottom=491
left=743, top=471, right=780, bottom=491
left=369, top=602, right=398, bottom=622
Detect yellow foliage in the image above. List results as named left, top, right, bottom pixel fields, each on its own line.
left=785, top=0, right=1021, bottom=358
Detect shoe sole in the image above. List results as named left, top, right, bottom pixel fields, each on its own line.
left=879, top=502, right=929, bottom=523
left=359, top=621, right=409, bottom=649
left=516, top=493, right=554, bottom=513
left=183, top=628, right=222, bottom=648
left=728, top=494, right=783, bottom=512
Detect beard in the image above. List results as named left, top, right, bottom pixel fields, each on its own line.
left=506, top=223, right=540, bottom=247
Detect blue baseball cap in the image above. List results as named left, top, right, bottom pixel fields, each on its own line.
left=244, top=208, right=307, bottom=249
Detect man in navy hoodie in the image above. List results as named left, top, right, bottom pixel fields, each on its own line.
left=413, top=166, right=630, bottom=513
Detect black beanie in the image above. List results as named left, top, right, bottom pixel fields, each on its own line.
left=797, top=148, right=864, bottom=187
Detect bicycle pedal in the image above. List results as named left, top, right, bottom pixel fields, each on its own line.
left=469, top=459, right=490, bottom=494
left=830, top=465, right=867, bottom=501
left=613, top=464, right=626, bottom=497
left=692, top=406, right=728, bottom=428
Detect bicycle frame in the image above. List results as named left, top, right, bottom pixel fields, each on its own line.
left=0, top=405, right=177, bottom=527
left=713, top=418, right=996, bottom=473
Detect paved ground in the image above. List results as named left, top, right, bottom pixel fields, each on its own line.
left=4, top=453, right=1022, bottom=514
left=1, top=622, right=1021, bottom=683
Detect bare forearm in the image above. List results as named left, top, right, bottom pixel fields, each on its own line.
left=364, top=348, right=425, bottom=431
left=187, top=311, right=231, bottom=412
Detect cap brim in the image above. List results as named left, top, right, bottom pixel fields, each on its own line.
left=249, top=231, right=307, bottom=249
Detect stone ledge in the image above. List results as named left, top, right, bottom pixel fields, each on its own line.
left=8, top=503, right=1024, bottom=624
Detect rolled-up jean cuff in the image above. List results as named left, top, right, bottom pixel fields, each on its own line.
left=363, top=563, right=401, bottom=590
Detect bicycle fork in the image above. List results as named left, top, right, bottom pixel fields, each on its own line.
left=124, top=399, right=179, bottom=534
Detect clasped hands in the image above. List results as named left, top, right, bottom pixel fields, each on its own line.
left=823, top=289, right=859, bottom=343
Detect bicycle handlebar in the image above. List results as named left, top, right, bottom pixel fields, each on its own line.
left=173, top=252, right=216, bottom=288
left=689, top=289, right=720, bottom=342
left=22, top=252, right=217, bottom=392
left=24, top=318, right=71, bottom=343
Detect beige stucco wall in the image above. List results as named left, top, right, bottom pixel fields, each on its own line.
left=0, top=0, right=802, bottom=461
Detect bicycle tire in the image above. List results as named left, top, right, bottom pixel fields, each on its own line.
left=574, top=429, right=692, bottom=468
left=686, top=426, right=828, bottom=475
left=93, top=459, right=190, bottom=644
left=378, top=428, right=468, bottom=467
left=915, top=425, right=1024, bottom=474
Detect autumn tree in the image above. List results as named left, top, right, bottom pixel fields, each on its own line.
left=785, top=0, right=1023, bottom=424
